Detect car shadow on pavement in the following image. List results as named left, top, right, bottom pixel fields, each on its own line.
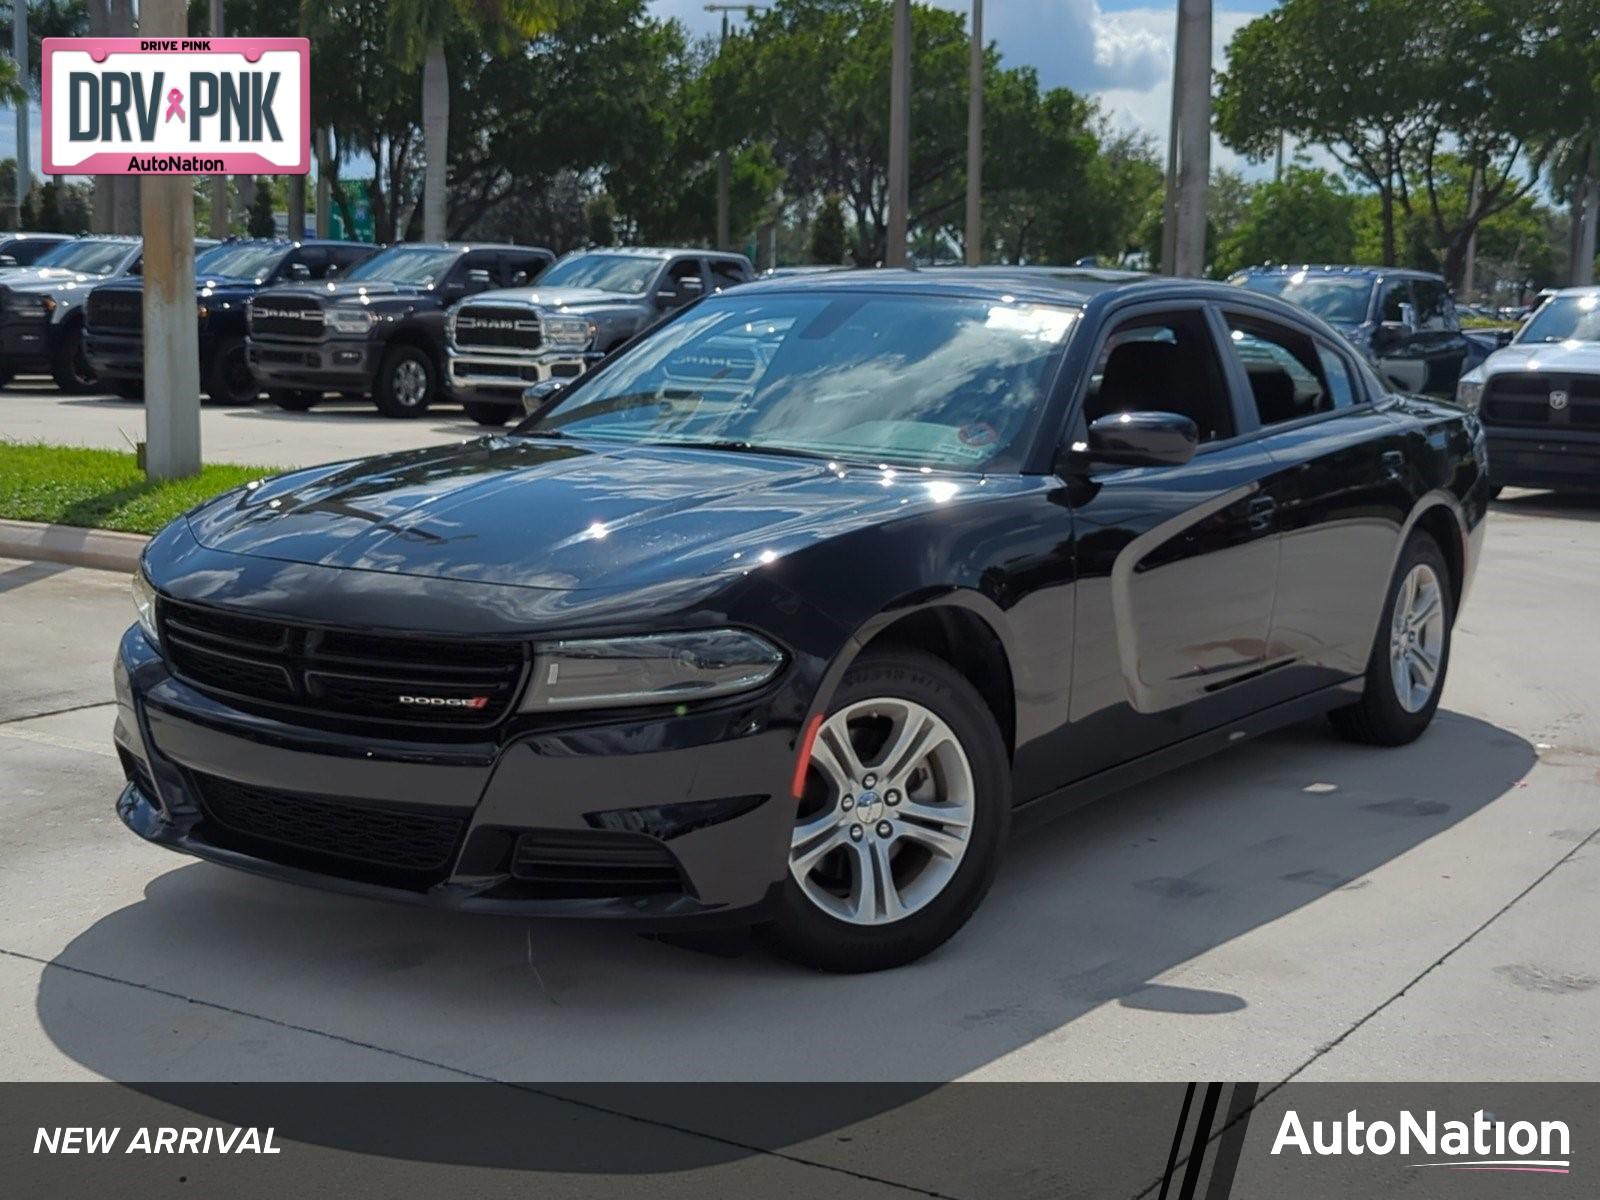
left=35, top=710, right=1534, bottom=1090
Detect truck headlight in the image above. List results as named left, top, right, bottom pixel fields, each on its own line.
left=327, top=306, right=374, bottom=335
left=542, top=315, right=595, bottom=352
left=519, top=630, right=784, bottom=711
left=131, top=566, right=159, bottom=647
left=1456, top=373, right=1485, bottom=413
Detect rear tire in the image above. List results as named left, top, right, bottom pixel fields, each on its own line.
left=1488, top=484, right=1504, bottom=500
left=0, top=365, right=14, bottom=389
left=374, top=344, right=436, bottom=419
left=203, top=338, right=260, bottom=406
left=1329, top=530, right=1453, bottom=746
left=50, top=324, right=97, bottom=393
left=762, top=649, right=1010, bottom=972
left=463, top=399, right=512, bottom=427
left=270, top=389, right=320, bottom=412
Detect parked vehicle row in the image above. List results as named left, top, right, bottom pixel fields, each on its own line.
left=115, top=267, right=1489, bottom=971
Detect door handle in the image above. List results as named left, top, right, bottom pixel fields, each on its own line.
left=1246, top=494, right=1276, bottom=532
left=1382, top=449, right=1405, bottom=477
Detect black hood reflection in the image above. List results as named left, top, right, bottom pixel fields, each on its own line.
left=185, top=437, right=1017, bottom=594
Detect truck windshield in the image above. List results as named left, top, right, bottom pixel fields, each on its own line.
left=522, top=290, right=1077, bottom=473
left=538, top=254, right=660, bottom=294
left=1518, top=294, right=1600, bottom=344
left=1234, top=272, right=1373, bottom=324
left=344, top=247, right=460, bottom=286
left=32, top=239, right=136, bottom=275
left=196, top=242, right=289, bottom=282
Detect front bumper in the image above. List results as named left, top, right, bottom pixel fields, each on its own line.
left=112, top=625, right=799, bottom=926
left=1485, top=425, right=1600, bottom=492
left=447, top=348, right=596, bottom=405
left=0, top=311, right=54, bottom=369
left=87, top=329, right=220, bottom=383
left=246, top=335, right=374, bottom=392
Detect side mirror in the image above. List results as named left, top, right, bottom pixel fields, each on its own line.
left=0, top=254, right=16, bottom=267
left=288, top=262, right=311, bottom=281
left=520, top=378, right=569, bottom=417
left=466, top=268, right=493, bottom=292
left=1064, top=411, right=1199, bottom=471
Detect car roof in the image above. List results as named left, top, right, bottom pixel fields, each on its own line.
left=378, top=242, right=552, bottom=253
left=1548, top=285, right=1600, bottom=299
left=735, top=265, right=1203, bottom=307
left=2, top=232, right=70, bottom=240
left=209, top=237, right=374, bottom=250
left=567, top=246, right=751, bottom=263
left=1232, top=263, right=1445, bottom=283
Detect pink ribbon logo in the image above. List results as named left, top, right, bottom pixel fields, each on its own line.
left=164, top=88, right=185, bottom=123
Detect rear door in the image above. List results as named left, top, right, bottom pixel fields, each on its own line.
left=1062, top=302, right=1286, bottom=777
left=1216, top=304, right=1411, bottom=688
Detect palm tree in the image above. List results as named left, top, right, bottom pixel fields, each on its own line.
left=387, top=0, right=563, bottom=241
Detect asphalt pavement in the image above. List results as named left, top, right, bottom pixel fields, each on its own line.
left=1, top=379, right=1597, bottom=1086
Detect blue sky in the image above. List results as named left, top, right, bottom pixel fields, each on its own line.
left=2, top=2, right=1284, bottom=177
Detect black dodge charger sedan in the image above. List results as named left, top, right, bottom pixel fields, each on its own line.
left=115, top=270, right=1488, bottom=972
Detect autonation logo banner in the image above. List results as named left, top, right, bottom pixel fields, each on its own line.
left=41, top=37, right=308, bottom=175
left=1273, top=1107, right=1572, bottom=1175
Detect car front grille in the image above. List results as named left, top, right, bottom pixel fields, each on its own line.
left=191, top=771, right=465, bottom=881
left=87, top=289, right=143, bottom=333
left=510, top=829, right=685, bottom=897
left=1482, top=372, right=1600, bottom=428
left=157, top=597, right=528, bottom=730
left=250, top=295, right=326, bottom=340
left=453, top=304, right=542, bottom=352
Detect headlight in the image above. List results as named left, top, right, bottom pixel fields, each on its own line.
left=132, top=567, right=159, bottom=646
left=519, top=629, right=784, bottom=711
left=542, top=315, right=596, bottom=352
left=1456, top=374, right=1485, bottom=412
left=327, top=305, right=374, bottom=335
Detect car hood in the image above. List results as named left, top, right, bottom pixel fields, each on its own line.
left=1481, top=341, right=1600, bottom=375
left=185, top=437, right=1012, bottom=594
left=257, top=279, right=437, bottom=305
left=1, top=268, right=113, bottom=293
left=467, top=285, right=635, bottom=310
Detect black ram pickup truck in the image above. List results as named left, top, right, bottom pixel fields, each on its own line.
left=85, top=239, right=380, bottom=404
left=446, top=247, right=755, bottom=424
left=245, top=242, right=554, bottom=417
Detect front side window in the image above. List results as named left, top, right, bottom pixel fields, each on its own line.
left=1518, top=293, right=1600, bottom=344
left=1412, top=279, right=1450, bottom=330
left=33, top=239, right=136, bottom=275
left=1379, top=280, right=1410, bottom=323
left=344, top=246, right=461, bottom=286
left=1084, top=311, right=1235, bottom=443
left=1226, top=314, right=1338, bottom=425
left=522, top=291, right=1077, bottom=472
left=538, top=253, right=660, bottom=294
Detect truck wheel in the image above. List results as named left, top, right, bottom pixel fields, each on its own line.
left=50, top=324, right=97, bottom=394
left=0, top=366, right=13, bottom=389
left=462, top=400, right=512, bottom=427
left=374, top=345, right=436, bottom=419
left=270, top=389, right=320, bottom=412
left=203, top=338, right=261, bottom=406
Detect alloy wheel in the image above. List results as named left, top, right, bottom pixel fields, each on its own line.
left=1389, top=562, right=1445, bottom=713
left=393, top=359, right=429, bottom=408
left=789, top=697, right=974, bottom=926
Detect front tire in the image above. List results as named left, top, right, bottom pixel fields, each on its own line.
left=462, top=399, right=512, bottom=427
left=270, top=388, right=320, bottom=412
left=50, top=324, right=97, bottom=393
left=374, top=344, right=436, bottom=419
left=764, top=649, right=1010, bottom=972
left=204, top=338, right=261, bottom=405
left=1329, top=530, right=1453, bottom=746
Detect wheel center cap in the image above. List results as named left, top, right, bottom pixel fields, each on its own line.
left=855, top=790, right=884, bottom=824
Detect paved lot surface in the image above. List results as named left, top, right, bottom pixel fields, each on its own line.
left=1, top=480, right=1596, bottom=1086
left=0, top=376, right=487, bottom=468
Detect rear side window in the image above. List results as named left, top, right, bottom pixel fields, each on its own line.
left=1224, top=313, right=1339, bottom=425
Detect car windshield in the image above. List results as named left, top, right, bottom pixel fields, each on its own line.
left=1235, top=273, right=1373, bottom=324
left=520, top=290, right=1077, bottom=472
left=196, top=242, right=289, bottom=282
left=537, top=253, right=660, bottom=294
left=1517, top=294, right=1600, bottom=344
left=344, top=246, right=460, bottom=286
left=32, top=239, right=135, bottom=275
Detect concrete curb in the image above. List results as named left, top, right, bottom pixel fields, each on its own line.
left=0, top=519, right=148, bottom=573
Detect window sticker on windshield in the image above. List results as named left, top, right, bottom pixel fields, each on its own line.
left=958, top=422, right=999, bottom=448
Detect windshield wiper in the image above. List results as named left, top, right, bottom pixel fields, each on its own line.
left=643, top=439, right=870, bottom=466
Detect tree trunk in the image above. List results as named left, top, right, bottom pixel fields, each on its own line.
left=421, top=40, right=449, bottom=242
left=1576, top=137, right=1599, bottom=288
left=1380, top=187, right=1396, bottom=267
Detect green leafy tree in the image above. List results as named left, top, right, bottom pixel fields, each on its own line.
left=585, top=192, right=617, bottom=247
left=1214, top=166, right=1357, bottom=276
left=810, top=194, right=847, bottom=264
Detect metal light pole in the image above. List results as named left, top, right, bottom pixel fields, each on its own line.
left=141, top=0, right=202, bottom=480
left=706, top=4, right=768, bottom=253
left=965, top=0, right=982, bottom=266
left=885, top=0, right=911, bottom=266
left=13, top=0, right=28, bottom=227
left=1169, top=0, right=1211, bottom=278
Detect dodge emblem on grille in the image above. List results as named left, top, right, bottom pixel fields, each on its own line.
left=398, top=695, right=491, bottom=709
left=1550, top=389, right=1570, bottom=410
